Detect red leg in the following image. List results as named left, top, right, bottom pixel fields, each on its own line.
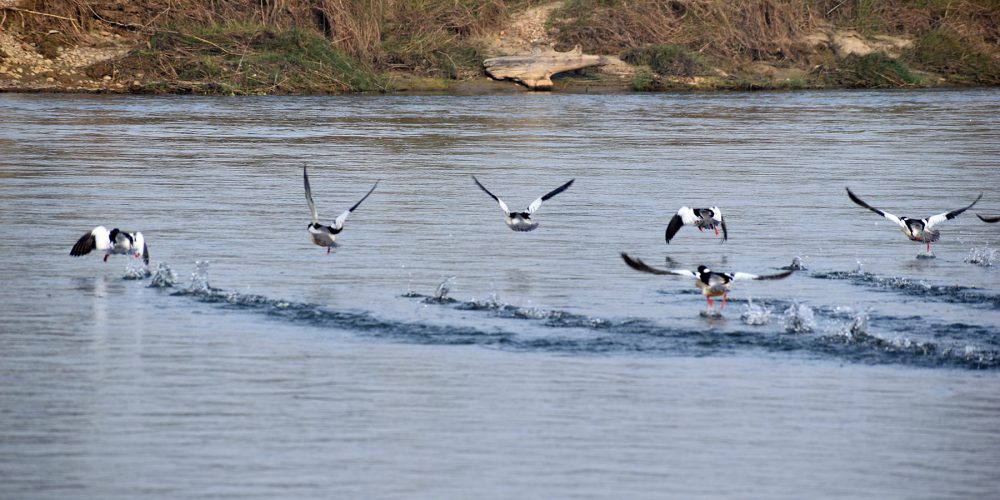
left=926, top=242, right=931, bottom=253
left=706, top=297, right=714, bottom=310
left=720, top=293, right=728, bottom=310
left=714, top=226, right=719, bottom=236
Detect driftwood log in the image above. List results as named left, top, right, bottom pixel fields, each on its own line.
left=483, top=45, right=611, bottom=90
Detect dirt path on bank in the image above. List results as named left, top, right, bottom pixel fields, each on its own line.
left=0, top=4, right=135, bottom=92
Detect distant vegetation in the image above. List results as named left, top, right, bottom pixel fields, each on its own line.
left=4, top=0, right=999, bottom=93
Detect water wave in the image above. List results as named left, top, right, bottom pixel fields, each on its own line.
left=403, top=290, right=1000, bottom=370
left=146, top=263, right=999, bottom=370
left=175, top=263, right=512, bottom=346
left=812, top=269, right=1000, bottom=308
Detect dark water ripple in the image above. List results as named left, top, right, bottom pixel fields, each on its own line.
left=157, top=271, right=1000, bottom=369
left=813, top=269, right=1000, bottom=308
left=170, top=285, right=514, bottom=346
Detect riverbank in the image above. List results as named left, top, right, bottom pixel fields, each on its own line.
left=1, top=1, right=998, bottom=94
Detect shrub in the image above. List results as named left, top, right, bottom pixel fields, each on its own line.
left=824, top=53, right=921, bottom=88
left=907, top=27, right=1000, bottom=84
left=623, top=44, right=708, bottom=77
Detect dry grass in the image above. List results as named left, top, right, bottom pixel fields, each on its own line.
left=550, top=0, right=822, bottom=61
left=549, top=0, right=999, bottom=85
left=3, top=0, right=998, bottom=91
left=3, top=1, right=540, bottom=68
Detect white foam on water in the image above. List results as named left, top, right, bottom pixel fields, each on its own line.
left=148, top=263, right=177, bottom=288
left=965, top=245, right=996, bottom=267
left=740, top=297, right=772, bottom=326
left=189, top=260, right=211, bottom=292
left=782, top=303, right=816, bottom=333
left=433, top=276, right=456, bottom=300
left=122, top=258, right=151, bottom=280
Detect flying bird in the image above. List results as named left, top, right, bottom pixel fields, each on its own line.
left=665, top=206, right=727, bottom=244
left=472, top=175, right=574, bottom=232
left=71, top=226, right=149, bottom=265
left=978, top=214, right=1000, bottom=223
left=846, top=187, right=982, bottom=254
left=304, top=165, right=378, bottom=254
left=621, top=252, right=792, bottom=312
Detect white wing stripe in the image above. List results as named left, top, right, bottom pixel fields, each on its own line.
left=678, top=206, right=698, bottom=225
left=497, top=198, right=510, bottom=216
left=526, top=196, right=543, bottom=215
left=333, top=209, right=352, bottom=230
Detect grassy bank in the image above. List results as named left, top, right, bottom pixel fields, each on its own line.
left=1, top=0, right=998, bottom=93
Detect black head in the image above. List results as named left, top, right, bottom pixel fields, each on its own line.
left=109, top=228, right=120, bottom=240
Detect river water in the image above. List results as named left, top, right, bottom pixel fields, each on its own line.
left=1, top=90, right=998, bottom=499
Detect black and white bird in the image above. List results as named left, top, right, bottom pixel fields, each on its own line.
left=621, top=253, right=792, bottom=312
left=665, top=206, right=727, bottom=244
left=70, top=226, right=149, bottom=265
left=978, top=214, right=1000, bottom=223
left=472, top=175, right=574, bottom=232
left=846, top=187, right=982, bottom=254
left=304, top=165, right=378, bottom=254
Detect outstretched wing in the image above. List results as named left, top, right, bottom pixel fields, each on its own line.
left=526, top=179, right=575, bottom=214
left=303, top=165, right=320, bottom=224
left=620, top=252, right=696, bottom=278
left=70, top=226, right=109, bottom=256
left=719, top=214, right=728, bottom=242
left=333, top=180, right=379, bottom=230
left=732, top=270, right=793, bottom=281
left=71, top=231, right=97, bottom=257
left=472, top=175, right=510, bottom=215
left=925, top=192, right=982, bottom=229
left=846, top=188, right=904, bottom=228
left=978, top=214, right=1000, bottom=223
left=142, top=242, right=150, bottom=266
left=665, top=207, right=697, bottom=244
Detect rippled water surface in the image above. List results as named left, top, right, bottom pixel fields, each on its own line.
left=2, top=90, right=999, bottom=499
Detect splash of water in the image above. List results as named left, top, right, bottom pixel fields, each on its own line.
left=189, top=260, right=211, bottom=293
left=965, top=245, right=996, bottom=267
left=148, top=263, right=177, bottom=288
left=466, top=293, right=504, bottom=311
left=782, top=303, right=816, bottom=333
left=783, top=256, right=807, bottom=271
left=740, top=297, right=772, bottom=325
left=122, top=258, right=151, bottom=280
left=433, top=276, right=456, bottom=301
left=846, top=309, right=869, bottom=337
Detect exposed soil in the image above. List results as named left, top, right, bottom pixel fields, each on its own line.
left=0, top=0, right=990, bottom=94
left=0, top=13, right=136, bottom=92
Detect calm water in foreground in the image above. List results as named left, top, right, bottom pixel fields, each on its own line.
left=1, top=90, right=999, bottom=499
